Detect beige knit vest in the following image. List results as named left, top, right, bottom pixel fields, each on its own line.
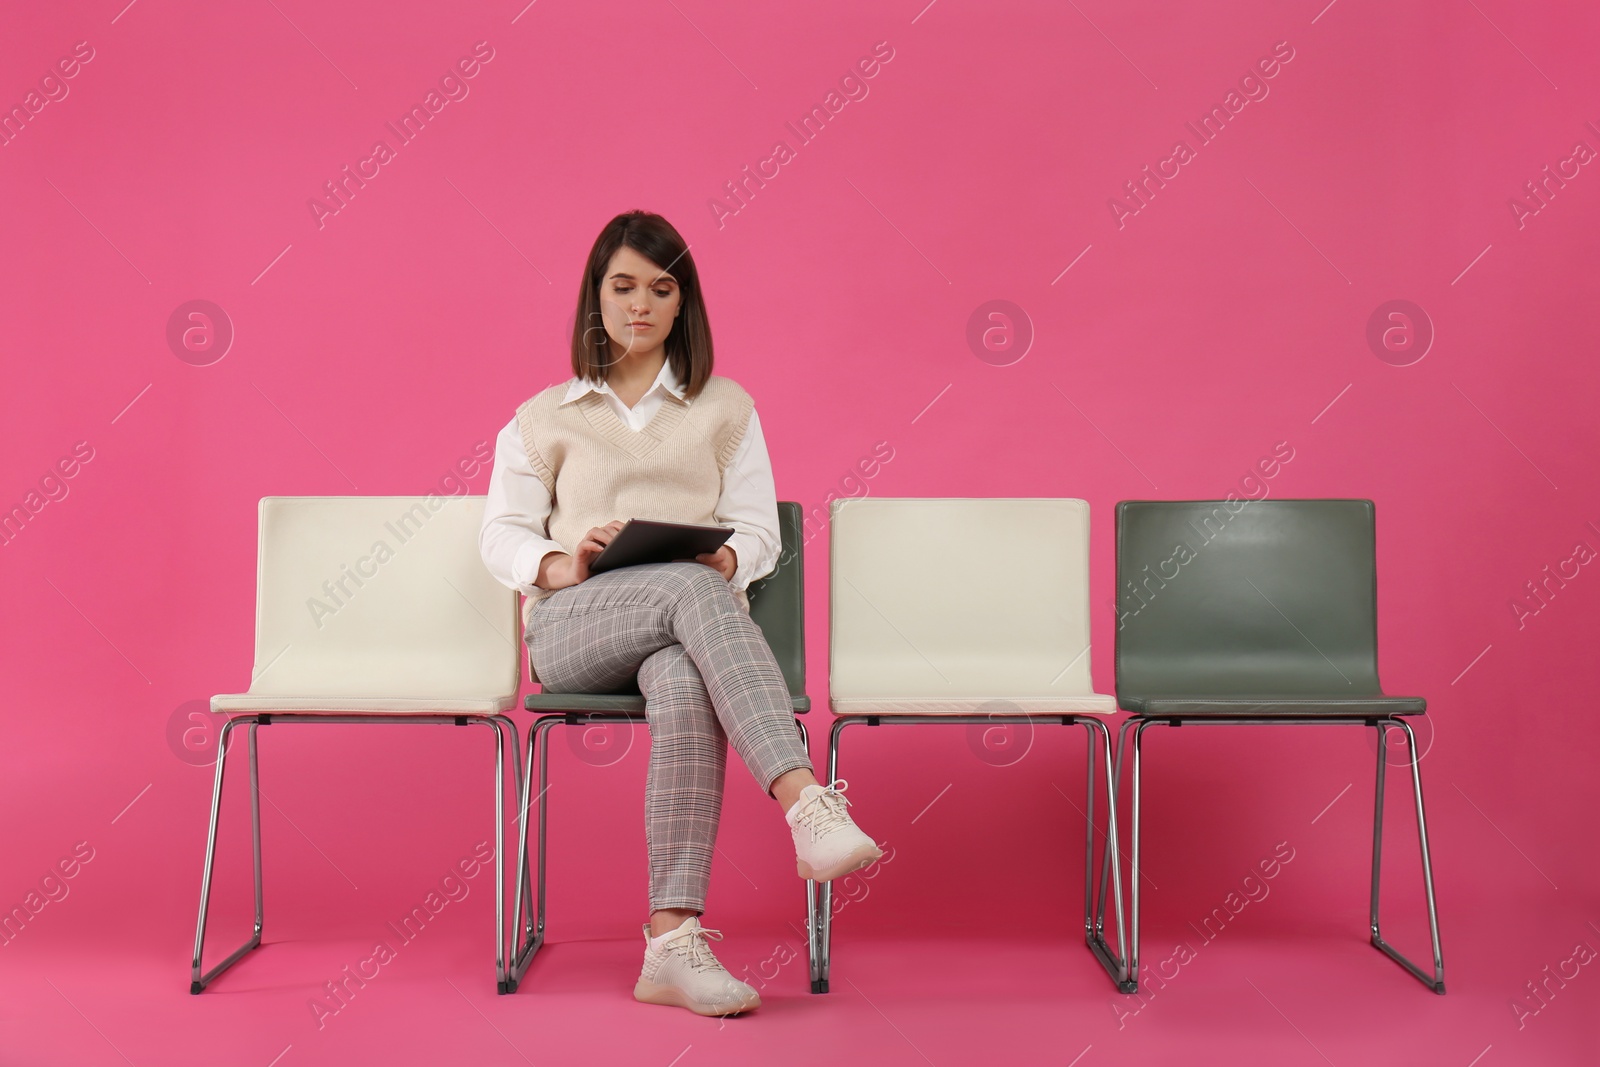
left=515, top=374, right=755, bottom=682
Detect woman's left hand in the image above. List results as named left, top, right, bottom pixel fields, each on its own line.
left=694, top=544, right=737, bottom=581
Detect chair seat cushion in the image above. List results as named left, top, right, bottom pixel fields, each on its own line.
left=524, top=693, right=810, bottom=714
left=525, top=693, right=646, bottom=714
left=1126, top=695, right=1426, bottom=717
left=210, top=693, right=514, bottom=714
left=830, top=694, right=1118, bottom=716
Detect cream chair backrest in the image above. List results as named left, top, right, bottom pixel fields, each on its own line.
left=829, top=498, right=1098, bottom=702
left=244, top=496, right=520, bottom=704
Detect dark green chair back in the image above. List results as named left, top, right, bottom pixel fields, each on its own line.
left=748, top=501, right=808, bottom=707
left=1115, top=499, right=1420, bottom=715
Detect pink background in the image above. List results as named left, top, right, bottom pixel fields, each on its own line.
left=3, top=0, right=1598, bottom=1064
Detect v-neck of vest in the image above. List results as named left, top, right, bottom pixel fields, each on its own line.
left=576, top=389, right=691, bottom=459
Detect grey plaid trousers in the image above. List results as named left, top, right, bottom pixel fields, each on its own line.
left=525, top=561, right=813, bottom=913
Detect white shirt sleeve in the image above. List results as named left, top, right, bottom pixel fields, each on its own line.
left=479, top=414, right=567, bottom=595
left=715, top=408, right=783, bottom=592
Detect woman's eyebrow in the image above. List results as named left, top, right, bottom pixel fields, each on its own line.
left=608, top=271, right=677, bottom=284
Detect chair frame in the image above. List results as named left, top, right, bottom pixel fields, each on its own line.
left=1103, top=713, right=1445, bottom=993
left=190, top=712, right=530, bottom=993
left=815, top=496, right=1132, bottom=993
left=1104, top=498, right=1446, bottom=995
left=503, top=712, right=811, bottom=994
left=813, top=714, right=1131, bottom=994
left=504, top=500, right=814, bottom=995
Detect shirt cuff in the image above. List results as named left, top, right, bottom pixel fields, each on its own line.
left=724, top=529, right=761, bottom=591
left=512, top=541, right=566, bottom=594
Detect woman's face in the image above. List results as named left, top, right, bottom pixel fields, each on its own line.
left=595, top=245, right=681, bottom=367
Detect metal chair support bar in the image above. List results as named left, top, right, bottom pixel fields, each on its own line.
left=809, top=714, right=1132, bottom=995
left=191, top=713, right=528, bottom=995
left=505, top=710, right=812, bottom=995
left=1105, top=715, right=1445, bottom=995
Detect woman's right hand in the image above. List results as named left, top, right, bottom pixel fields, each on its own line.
left=545, top=520, right=625, bottom=588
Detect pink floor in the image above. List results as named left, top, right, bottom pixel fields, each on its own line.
left=3, top=724, right=1595, bottom=1067
left=14, top=927, right=1597, bottom=1067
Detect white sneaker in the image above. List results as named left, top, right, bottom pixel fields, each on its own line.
left=633, top=917, right=761, bottom=1016
left=787, top=779, right=883, bottom=882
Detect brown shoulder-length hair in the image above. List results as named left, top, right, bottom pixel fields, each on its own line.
left=570, top=211, right=714, bottom=399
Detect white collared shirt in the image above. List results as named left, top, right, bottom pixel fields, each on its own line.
left=479, top=360, right=782, bottom=597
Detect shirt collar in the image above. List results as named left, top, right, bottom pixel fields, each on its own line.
left=562, top=360, right=687, bottom=406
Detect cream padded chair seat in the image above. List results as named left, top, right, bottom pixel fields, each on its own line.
left=830, top=695, right=1117, bottom=715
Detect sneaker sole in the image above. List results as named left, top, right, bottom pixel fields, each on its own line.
left=633, top=980, right=760, bottom=1017
left=796, top=843, right=883, bottom=883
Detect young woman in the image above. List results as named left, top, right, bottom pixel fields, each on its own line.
left=479, top=211, right=882, bottom=1017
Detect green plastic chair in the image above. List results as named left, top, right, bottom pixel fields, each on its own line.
left=1110, top=498, right=1444, bottom=993
left=504, top=501, right=812, bottom=994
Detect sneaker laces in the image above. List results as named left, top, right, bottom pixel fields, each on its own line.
left=796, top=779, right=855, bottom=842
left=667, top=923, right=727, bottom=974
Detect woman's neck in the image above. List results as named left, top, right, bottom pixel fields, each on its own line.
left=605, top=351, right=667, bottom=408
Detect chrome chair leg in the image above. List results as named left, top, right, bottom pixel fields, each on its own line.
left=490, top=714, right=533, bottom=985
left=490, top=718, right=507, bottom=988
left=1370, top=718, right=1446, bottom=993
left=1126, top=718, right=1155, bottom=991
left=1094, top=716, right=1138, bottom=969
left=191, top=717, right=264, bottom=994
left=506, top=714, right=542, bottom=992
left=1082, top=717, right=1133, bottom=992
left=536, top=716, right=556, bottom=968
left=809, top=717, right=852, bottom=994
left=1370, top=721, right=1389, bottom=948
left=793, top=718, right=823, bottom=994
left=507, top=714, right=561, bottom=992
left=484, top=714, right=531, bottom=995
left=248, top=722, right=264, bottom=946
left=1082, top=718, right=1095, bottom=933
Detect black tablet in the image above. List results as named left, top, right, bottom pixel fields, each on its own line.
left=587, top=518, right=735, bottom=575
